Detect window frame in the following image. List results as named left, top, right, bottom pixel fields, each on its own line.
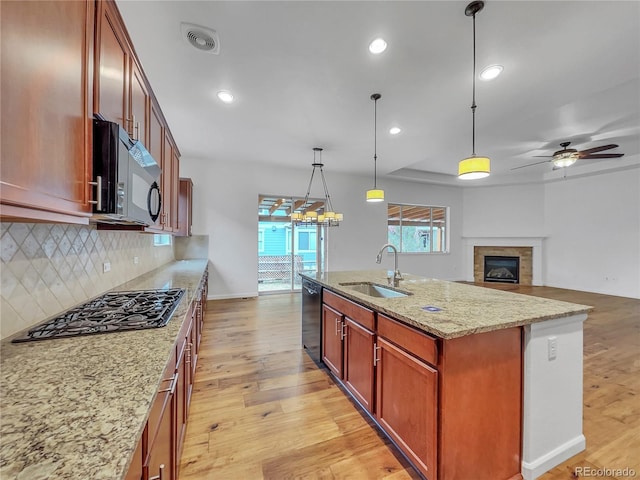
left=387, top=203, right=449, bottom=254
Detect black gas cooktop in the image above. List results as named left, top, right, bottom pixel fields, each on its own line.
left=11, top=288, right=185, bottom=343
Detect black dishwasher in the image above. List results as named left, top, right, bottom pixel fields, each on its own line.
left=301, top=278, right=323, bottom=366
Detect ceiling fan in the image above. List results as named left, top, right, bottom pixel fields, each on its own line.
left=512, top=142, right=625, bottom=170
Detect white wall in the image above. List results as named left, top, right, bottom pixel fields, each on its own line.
left=180, top=157, right=464, bottom=298
left=543, top=165, right=640, bottom=298
left=462, top=183, right=546, bottom=238
left=462, top=164, right=640, bottom=298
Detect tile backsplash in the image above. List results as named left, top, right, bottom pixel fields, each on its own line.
left=0, top=223, right=175, bottom=339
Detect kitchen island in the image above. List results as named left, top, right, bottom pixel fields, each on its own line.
left=302, top=270, right=592, bottom=480
left=0, top=259, right=209, bottom=480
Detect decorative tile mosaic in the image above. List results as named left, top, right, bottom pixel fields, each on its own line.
left=0, top=223, right=175, bottom=339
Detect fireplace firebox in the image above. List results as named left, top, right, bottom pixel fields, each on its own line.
left=484, top=256, right=520, bottom=284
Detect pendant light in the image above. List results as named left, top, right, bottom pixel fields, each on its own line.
left=366, top=93, right=385, bottom=202
left=291, top=148, right=343, bottom=227
left=458, top=1, right=491, bottom=180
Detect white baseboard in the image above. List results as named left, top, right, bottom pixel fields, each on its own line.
left=522, top=434, right=586, bottom=480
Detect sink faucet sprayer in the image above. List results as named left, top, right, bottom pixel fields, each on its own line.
left=376, top=243, right=403, bottom=287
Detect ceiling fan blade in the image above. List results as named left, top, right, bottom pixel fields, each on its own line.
left=579, top=153, right=625, bottom=159
left=578, top=144, right=618, bottom=156
left=511, top=159, right=551, bottom=170
left=533, top=155, right=553, bottom=158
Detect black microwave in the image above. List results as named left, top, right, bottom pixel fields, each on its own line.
left=92, top=119, right=162, bottom=225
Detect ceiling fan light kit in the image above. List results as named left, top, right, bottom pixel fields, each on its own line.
left=512, top=141, right=625, bottom=171
left=367, top=93, right=385, bottom=202
left=458, top=0, right=491, bottom=181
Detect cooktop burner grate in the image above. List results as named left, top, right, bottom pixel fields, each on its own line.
left=11, top=288, right=185, bottom=343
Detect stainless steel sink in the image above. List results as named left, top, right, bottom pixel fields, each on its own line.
left=339, top=282, right=412, bottom=298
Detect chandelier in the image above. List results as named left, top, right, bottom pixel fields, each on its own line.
left=291, top=148, right=343, bottom=227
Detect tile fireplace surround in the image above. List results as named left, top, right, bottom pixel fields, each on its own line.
left=474, top=246, right=533, bottom=285
left=463, top=237, right=545, bottom=286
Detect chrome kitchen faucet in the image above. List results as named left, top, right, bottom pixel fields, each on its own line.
left=376, top=243, right=403, bottom=287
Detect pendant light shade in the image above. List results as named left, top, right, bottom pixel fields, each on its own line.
left=291, top=148, right=343, bottom=227
left=366, top=93, right=385, bottom=202
left=366, top=189, right=385, bottom=202
left=458, top=1, right=491, bottom=180
left=458, top=156, right=490, bottom=179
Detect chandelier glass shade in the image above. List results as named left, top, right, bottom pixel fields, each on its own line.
left=291, top=148, right=343, bottom=227
left=458, top=1, right=491, bottom=180
left=552, top=152, right=578, bottom=168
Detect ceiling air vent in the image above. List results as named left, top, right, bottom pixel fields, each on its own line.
left=181, top=22, right=220, bottom=54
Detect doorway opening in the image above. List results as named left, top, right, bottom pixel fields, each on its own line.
left=258, top=195, right=326, bottom=293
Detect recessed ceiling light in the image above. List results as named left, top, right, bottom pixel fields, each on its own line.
left=369, top=38, right=387, bottom=54
left=217, top=90, right=234, bottom=103
left=480, top=65, right=503, bottom=81
left=389, top=127, right=401, bottom=135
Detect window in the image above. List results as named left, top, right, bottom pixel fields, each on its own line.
left=153, top=234, right=172, bottom=246
left=387, top=204, right=448, bottom=253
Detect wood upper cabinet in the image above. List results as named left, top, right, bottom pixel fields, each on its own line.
left=322, top=305, right=343, bottom=378
left=376, top=337, right=438, bottom=480
left=95, top=0, right=127, bottom=128
left=177, top=178, right=194, bottom=237
left=129, top=61, right=149, bottom=143
left=0, top=0, right=94, bottom=223
left=343, top=318, right=375, bottom=413
left=156, top=132, right=180, bottom=232
left=95, top=0, right=148, bottom=143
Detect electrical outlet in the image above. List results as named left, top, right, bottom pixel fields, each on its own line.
left=103, top=262, right=111, bottom=273
left=133, top=256, right=139, bottom=265
left=548, top=336, right=557, bottom=360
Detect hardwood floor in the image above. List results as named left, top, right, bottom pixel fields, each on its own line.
left=179, top=286, right=639, bottom=480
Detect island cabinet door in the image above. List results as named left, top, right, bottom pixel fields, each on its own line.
left=343, top=317, right=376, bottom=413
left=376, top=337, right=438, bottom=480
left=322, top=304, right=343, bottom=378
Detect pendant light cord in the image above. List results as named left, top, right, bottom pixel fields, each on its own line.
left=471, top=11, right=477, bottom=157
left=373, top=97, right=378, bottom=188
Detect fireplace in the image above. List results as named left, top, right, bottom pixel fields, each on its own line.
left=484, top=256, right=520, bottom=284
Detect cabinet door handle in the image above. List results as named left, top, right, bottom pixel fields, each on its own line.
left=341, top=322, right=347, bottom=340
left=373, top=343, right=381, bottom=366
left=335, top=318, right=341, bottom=336
left=88, top=176, right=102, bottom=211
left=149, top=463, right=165, bottom=480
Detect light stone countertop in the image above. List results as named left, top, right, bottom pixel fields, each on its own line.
left=0, top=259, right=209, bottom=480
left=302, top=270, right=592, bottom=339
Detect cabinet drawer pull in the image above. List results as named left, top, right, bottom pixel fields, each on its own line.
left=373, top=343, right=381, bottom=366
left=158, top=375, right=177, bottom=394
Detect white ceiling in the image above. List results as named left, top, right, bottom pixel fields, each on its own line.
left=116, top=0, right=640, bottom=186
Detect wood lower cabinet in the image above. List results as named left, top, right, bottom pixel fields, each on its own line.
left=127, top=269, right=208, bottom=480
left=322, top=305, right=343, bottom=378
left=318, top=289, right=523, bottom=480
left=1, top=0, right=94, bottom=223
left=125, top=435, right=144, bottom=480
left=376, top=337, right=438, bottom=479
left=343, top=318, right=375, bottom=413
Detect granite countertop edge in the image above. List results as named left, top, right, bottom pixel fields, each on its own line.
left=301, top=270, right=592, bottom=340
left=0, top=259, right=209, bottom=480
